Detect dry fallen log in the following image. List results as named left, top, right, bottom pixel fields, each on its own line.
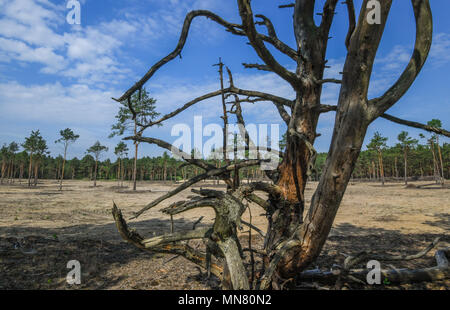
left=298, top=245, right=450, bottom=285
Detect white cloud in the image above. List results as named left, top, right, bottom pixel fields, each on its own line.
left=0, top=0, right=239, bottom=85
left=0, top=0, right=155, bottom=84
left=430, top=33, right=450, bottom=66
left=0, top=81, right=118, bottom=126
left=0, top=37, right=66, bottom=73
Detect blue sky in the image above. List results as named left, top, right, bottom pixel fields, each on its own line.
left=0, top=0, right=449, bottom=160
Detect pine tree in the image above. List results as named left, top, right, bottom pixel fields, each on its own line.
left=110, top=88, right=160, bottom=191
left=87, top=141, right=108, bottom=187
left=55, top=128, right=79, bottom=190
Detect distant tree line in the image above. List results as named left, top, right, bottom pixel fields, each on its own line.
left=312, top=123, right=449, bottom=186
left=0, top=133, right=266, bottom=187
left=1, top=121, right=448, bottom=187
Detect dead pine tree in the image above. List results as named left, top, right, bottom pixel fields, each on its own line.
left=112, top=0, right=450, bottom=289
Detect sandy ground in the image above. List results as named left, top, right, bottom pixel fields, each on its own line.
left=0, top=179, right=448, bottom=290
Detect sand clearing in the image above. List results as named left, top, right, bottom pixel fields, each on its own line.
left=0, top=179, right=448, bottom=289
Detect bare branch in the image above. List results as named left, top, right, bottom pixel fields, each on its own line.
left=141, top=228, right=213, bottom=248
left=123, top=136, right=215, bottom=171
left=343, top=0, right=356, bottom=50
left=161, top=197, right=219, bottom=216
left=131, top=159, right=268, bottom=219
left=192, top=216, right=204, bottom=230
left=112, top=204, right=223, bottom=278
left=242, top=63, right=272, bottom=72
left=230, top=86, right=293, bottom=108
left=131, top=173, right=216, bottom=219
left=138, top=88, right=231, bottom=130
left=368, top=0, right=433, bottom=117
left=115, top=10, right=243, bottom=102
left=381, top=113, right=450, bottom=138
left=319, top=0, right=339, bottom=40
left=253, top=14, right=298, bottom=61
left=237, top=0, right=300, bottom=90
left=316, top=78, right=342, bottom=85
left=319, top=105, right=450, bottom=138
left=254, top=14, right=277, bottom=39
left=279, top=4, right=295, bottom=9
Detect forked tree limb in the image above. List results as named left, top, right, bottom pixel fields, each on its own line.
left=133, top=85, right=292, bottom=131
left=254, top=14, right=277, bottom=39
left=112, top=203, right=223, bottom=278
left=368, top=0, right=433, bottom=117
left=226, top=69, right=292, bottom=124
left=115, top=7, right=300, bottom=102
left=114, top=10, right=243, bottom=102
left=131, top=159, right=268, bottom=219
left=252, top=13, right=298, bottom=60
left=237, top=0, right=300, bottom=90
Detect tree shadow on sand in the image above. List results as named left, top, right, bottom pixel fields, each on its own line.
left=0, top=217, right=448, bottom=290
left=0, top=217, right=218, bottom=290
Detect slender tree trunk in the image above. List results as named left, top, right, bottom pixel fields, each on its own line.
left=6, top=160, right=11, bottom=183
left=10, top=160, right=15, bottom=183
left=0, top=161, right=6, bottom=184
left=59, top=145, right=67, bottom=191
left=378, top=150, right=385, bottom=186
left=27, top=153, right=33, bottom=187
left=372, top=161, right=376, bottom=181
left=430, top=140, right=439, bottom=183
left=436, top=136, right=444, bottom=186
left=93, top=159, right=98, bottom=187
left=33, top=161, right=39, bottom=187
left=404, top=148, right=408, bottom=185
left=117, top=159, right=121, bottom=187
left=19, top=164, right=23, bottom=184
left=133, top=123, right=138, bottom=191
left=121, top=159, right=124, bottom=187
left=163, top=160, right=167, bottom=182
left=394, top=156, right=398, bottom=179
